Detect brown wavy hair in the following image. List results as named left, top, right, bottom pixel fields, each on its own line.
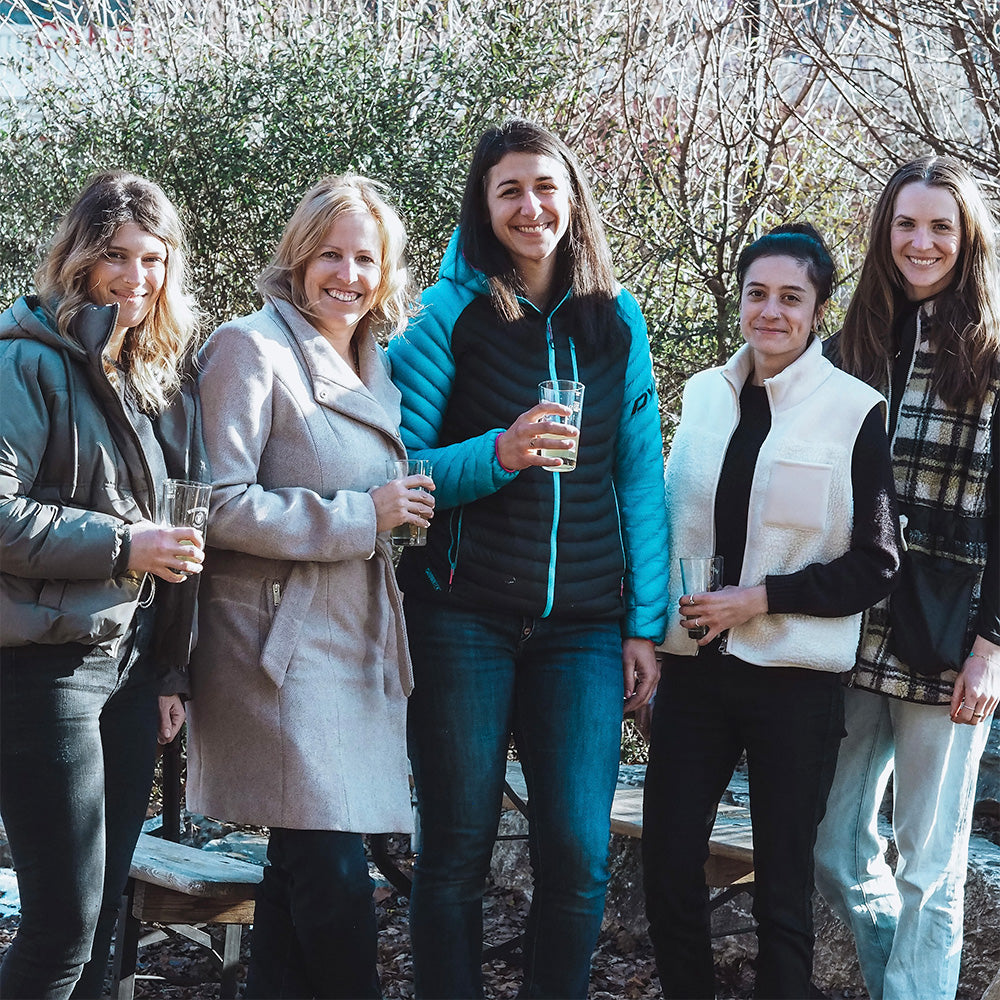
left=35, top=170, right=198, bottom=412
left=839, top=156, right=1000, bottom=407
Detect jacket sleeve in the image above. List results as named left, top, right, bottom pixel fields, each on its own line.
left=0, top=341, right=126, bottom=581
left=387, top=280, right=518, bottom=510
left=612, top=290, right=670, bottom=643
left=198, top=319, right=377, bottom=563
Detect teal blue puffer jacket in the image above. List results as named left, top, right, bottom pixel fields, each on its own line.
left=387, top=233, right=669, bottom=642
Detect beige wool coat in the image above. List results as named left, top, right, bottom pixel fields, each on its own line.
left=186, top=298, right=414, bottom=833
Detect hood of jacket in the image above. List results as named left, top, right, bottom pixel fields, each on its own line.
left=437, top=230, right=493, bottom=298
left=0, top=295, right=121, bottom=361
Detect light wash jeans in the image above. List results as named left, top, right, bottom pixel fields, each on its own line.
left=814, top=685, right=991, bottom=1000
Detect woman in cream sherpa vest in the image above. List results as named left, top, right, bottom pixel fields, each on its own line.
left=641, top=224, right=901, bottom=999
left=814, top=157, right=1000, bottom=1000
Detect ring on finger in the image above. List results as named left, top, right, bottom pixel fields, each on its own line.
left=973, top=711, right=985, bottom=719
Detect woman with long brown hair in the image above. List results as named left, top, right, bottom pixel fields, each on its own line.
left=815, top=155, right=1000, bottom=1000
left=387, top=119, right=669, bottom=999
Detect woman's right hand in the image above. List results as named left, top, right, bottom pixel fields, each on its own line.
left=496, top=403, right=578, bottom=472
left=127, top=520, right=205, bottom=583
left=371, top=474, right=436, bottom=534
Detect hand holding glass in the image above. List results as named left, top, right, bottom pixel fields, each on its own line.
left=161, top=479, right=210, bottom=577
left=680, top=556, right=724, bottom=639
left=536, top=380, right=584, bottom=472
left=386, top=459, right=434, bottom=546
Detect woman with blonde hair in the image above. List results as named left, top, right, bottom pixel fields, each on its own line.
left=815, top=155, right=1000, bottom=1000
left=0, top=170, right=204, bottom=999
left=187, top=174, right=431, bottom=999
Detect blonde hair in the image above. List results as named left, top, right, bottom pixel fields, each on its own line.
left=258, top=174, right=412, bottom=339
left=35, top=170, right=198, bottom=412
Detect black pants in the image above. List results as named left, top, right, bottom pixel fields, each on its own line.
left=245, top=827, right=381, bottom=999
left=0, top=611, right=159, bottom=1000
left=641, top=650, right=845, bottom=999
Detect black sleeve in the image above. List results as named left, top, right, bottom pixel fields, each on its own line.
left=976, top=408, right=1000, bottom=644
left=765, top=404, right=902, bottom=617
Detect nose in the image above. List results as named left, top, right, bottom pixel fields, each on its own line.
left=761, top=295, right=781, bottom=318
left=122, top=257, right=143, bottom=286
left=335, top=257, right=358, bottom=283
left=911, top=226, right=933, bottom=250
left=519, top=191, right=543, bottom=218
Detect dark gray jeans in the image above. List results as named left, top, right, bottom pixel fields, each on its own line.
left=0, top=608, right=159, bottom=1000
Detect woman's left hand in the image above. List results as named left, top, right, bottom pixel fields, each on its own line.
left=679, top=584, right=769, bottom=645
left=622, top=637, right=659, bottom=713
left=950, top=637, right=1000, bottom=725
left=157, top=695, right=186, bottom=745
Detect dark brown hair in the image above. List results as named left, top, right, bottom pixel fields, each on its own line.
left=457, top=119, right=621, bottom=356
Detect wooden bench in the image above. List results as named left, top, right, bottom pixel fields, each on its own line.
left=502, top=759, right=755, bottom=896
left=112, top=833, right=263, bottom=1000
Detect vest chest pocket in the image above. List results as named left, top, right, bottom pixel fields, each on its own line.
left=761, top=459, right=833, bottom=531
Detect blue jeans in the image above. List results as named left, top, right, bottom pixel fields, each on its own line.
left=642, top=651, right=845, bottom=999
left=814, top=686, right=991, bottom=1000
left=245, top=828, right=380, bottom=1000
left=404, top=598, right=625, bottom=1000
left=0, top=610, right=160, bottom=1000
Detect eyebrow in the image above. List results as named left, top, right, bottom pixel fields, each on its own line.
left=494, top=174, right=558, bottom=188
left=105, top=246, right=165, bottom=258
left=745, top=281, right=809, bottom=293
left=317, top=243, right=380, bottom=255
left=892, top=213, right=956, bottom=224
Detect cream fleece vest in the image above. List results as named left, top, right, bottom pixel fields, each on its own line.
left=662, top=336, right=886, bottom=671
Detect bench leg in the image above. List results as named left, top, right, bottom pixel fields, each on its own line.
left=220, top=925, right=243, bottom=999
left=112, top=880, right=140, bottom=1000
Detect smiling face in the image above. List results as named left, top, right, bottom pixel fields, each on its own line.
left=86, top=222, right=167, bottom=342
left=740, top=254, right=824, bottom=382
left=485, top=151, right=572, bottom=277
left=890, top=181, right=962, bottom=301
left=302, top=211, right=384, bottom=347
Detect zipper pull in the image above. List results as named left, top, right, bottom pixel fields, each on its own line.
left=718, top=631, right=729, bottom=655
left=272, top=581, right=282, bottom=607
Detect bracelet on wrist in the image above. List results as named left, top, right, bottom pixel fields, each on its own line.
left=967, top=652, right=999, bottom=668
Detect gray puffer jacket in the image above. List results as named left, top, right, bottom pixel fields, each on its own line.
left=0, top=295, right=204, bottom=679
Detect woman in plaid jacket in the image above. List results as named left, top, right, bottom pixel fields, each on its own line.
left=815, top=156, right=1000, bottom=1000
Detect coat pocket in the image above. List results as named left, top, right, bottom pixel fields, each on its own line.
left=259, top=562, right=320, bottom=688
left=761, top=460, right=833, bottom=532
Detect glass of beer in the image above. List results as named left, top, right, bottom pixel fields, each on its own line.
left=386, top=459, right=433, bottom=546
left=537, top=379, right=584, bottom=472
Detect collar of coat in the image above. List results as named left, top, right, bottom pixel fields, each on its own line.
left=266, top=297, right=403, bottom=447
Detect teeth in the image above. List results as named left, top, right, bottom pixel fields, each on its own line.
left=325, top=289, right=359, bottom=302
left=515, top=224, right=547, bottom=233
left=907, top=258, right=940, bottom=267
